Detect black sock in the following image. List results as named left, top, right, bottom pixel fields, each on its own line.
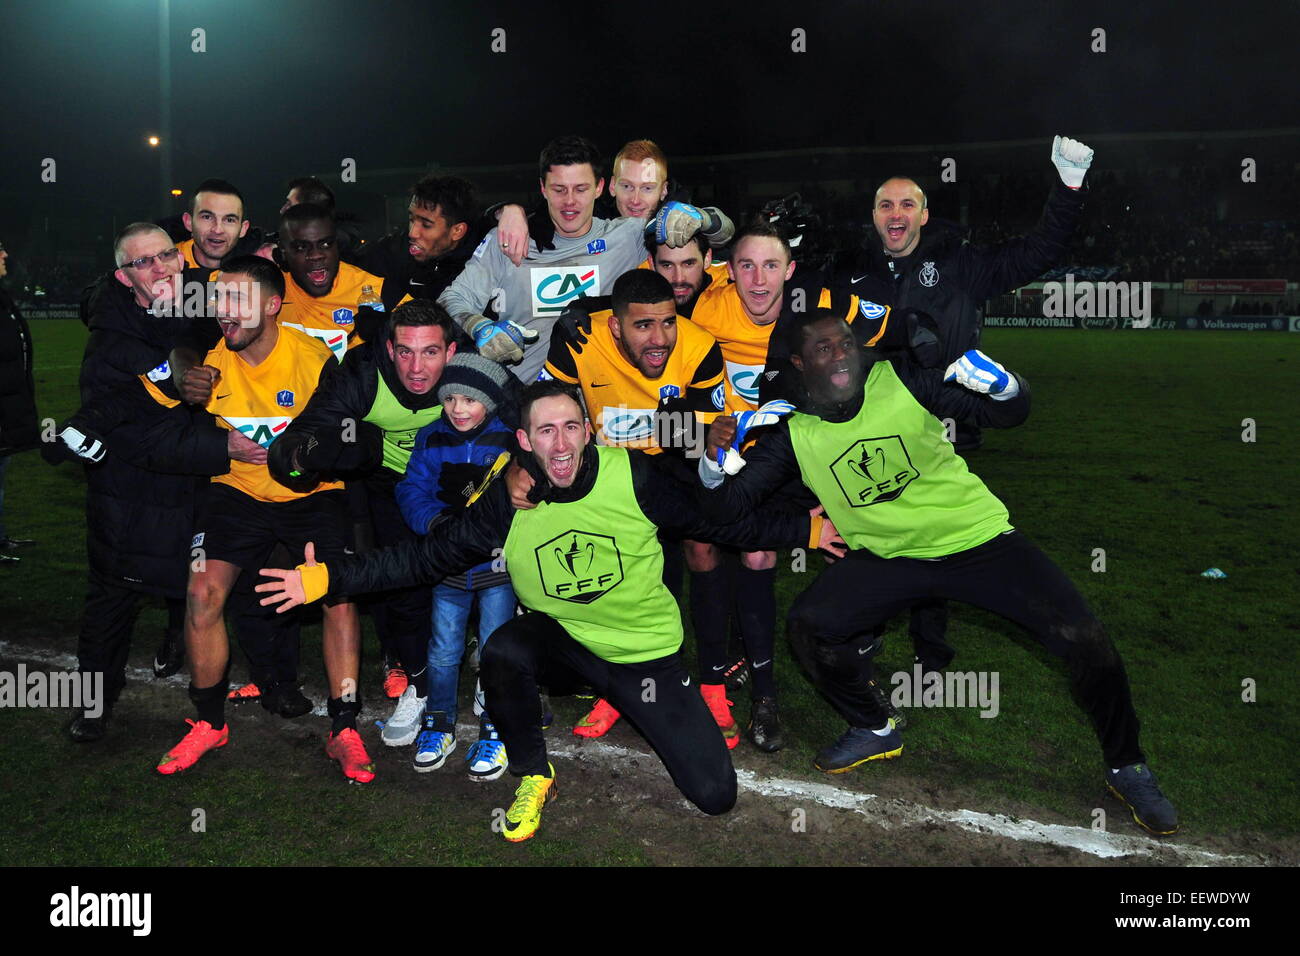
left=737, top=566, right=777, bottom=698
left=690, top=566, right=732, bottom=677
left=189, top=680, right=228, bottom=731
left=328, top=695, right=361, bottom=735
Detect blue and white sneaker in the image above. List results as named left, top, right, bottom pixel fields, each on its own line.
left=412, top=716, right=456, bottom=773
left=466, top=721, right=508, bottom=782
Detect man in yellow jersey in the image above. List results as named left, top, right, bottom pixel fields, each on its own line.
left=278, top=203, right=411, bottom=362
left=156, top=256, right=375, bottom=785
left=176, top=179, right=254, bottom=270
left=542, top=269, right=743, bottom=744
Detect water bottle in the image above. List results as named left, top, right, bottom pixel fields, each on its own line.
left=358, top=284, right=384, bottom=312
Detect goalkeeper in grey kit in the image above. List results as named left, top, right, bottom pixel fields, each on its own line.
left=438, top=135, right=733, bottom=383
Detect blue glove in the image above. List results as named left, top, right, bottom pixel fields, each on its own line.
left=943, top=350, right=1019, bottom=400
left=469, top=315, right=539, bottom=364
left=716, top=399, right=796, bottom=472
left=650, top=201, right=708, bottom=246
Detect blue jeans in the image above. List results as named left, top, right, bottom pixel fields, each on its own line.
left=427, top=581, right=516, bottom=730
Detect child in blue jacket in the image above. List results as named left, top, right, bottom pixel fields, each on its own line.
left=396, top=353, right=517, bottom=780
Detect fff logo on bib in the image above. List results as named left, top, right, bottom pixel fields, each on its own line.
left=535, top=530, right=624, bottom=604
left=831, top=436, right=920, bottom=506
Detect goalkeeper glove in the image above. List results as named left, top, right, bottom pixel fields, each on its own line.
left=943, top=350, right=1019, bottom=400
left=716, top=399, right=797, bottom=473
left=466, top=314, right=539, bottom=364
left=1051, top=135, right=1094, bottom=189
left=648, top=201, right=722, bottom=247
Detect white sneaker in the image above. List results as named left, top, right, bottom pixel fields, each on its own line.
left=381, top=686, right=426, bottom=747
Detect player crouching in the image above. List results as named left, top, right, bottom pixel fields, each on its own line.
left=156, top=256, right=374, bottom=784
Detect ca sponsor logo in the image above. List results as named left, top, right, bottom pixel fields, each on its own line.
left=724, top=360, right=763, bottom=404
left=536, top=530, right=624, bottom=604
left=223, top=416, right=291, bottom=448
left=600, top=407, right=655, bottom=443
left=282, top=322, right=347, bottom=358
left=831, top=435, right=920, bottom=506
left=531, top=266, right=599, bottom=317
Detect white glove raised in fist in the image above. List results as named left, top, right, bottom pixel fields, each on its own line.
left=1051, top=135, right=1094, bottom=189
left=943, top=350, right=1020, bottom=401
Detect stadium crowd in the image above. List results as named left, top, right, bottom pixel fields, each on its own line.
left=18, top=133, right=1183, bottom=843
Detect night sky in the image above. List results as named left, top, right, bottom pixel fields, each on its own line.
left=1, top=0, right=1296, bottom=226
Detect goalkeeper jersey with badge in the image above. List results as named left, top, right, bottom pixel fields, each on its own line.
left=543, top=310, right=726, bottom=453
left=280, top=262, right=410, bottom=361
left=438, top=217, right=649, bottom=384
left=204, top=325, right=344, bottom=503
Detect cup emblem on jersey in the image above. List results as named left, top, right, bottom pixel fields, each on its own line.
left=535, top=530, right=624, bottom=604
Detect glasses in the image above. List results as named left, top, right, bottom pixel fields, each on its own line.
left=122, top=247, right=181, bottom=270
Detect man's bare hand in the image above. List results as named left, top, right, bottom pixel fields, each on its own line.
left=812, top=505, right=847, bottom=560
left=705, top=415, right=738, bottom=465
left=228, top=429, right=268, bottom=465
left=181, top=364, right=221, bottom=405
left=496, top=204, right=530, bottom=267
left=256, top=541, right=313, bottom=613
left=505, top=461, right=536, bottom=510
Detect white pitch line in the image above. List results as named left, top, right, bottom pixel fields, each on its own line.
left=0, top=641, right=1267, bottom=866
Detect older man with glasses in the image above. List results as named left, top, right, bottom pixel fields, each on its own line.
left=66, top=223, right=249, bottom=741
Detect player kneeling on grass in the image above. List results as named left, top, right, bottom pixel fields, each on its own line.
left=156, top=256, right=375, bottom=785
left=394, top=353, right=517, bottom=779
left=258, top=381, right=843, bottom=842
left=699, top=309, right=1179, bottom=836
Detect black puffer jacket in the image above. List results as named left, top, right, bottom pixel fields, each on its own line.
left=0, top=286, right=38, bottom=456
left=78, top=276, right=230, bottom=596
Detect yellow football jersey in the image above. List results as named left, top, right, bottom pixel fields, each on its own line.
left=690, top=283, right=877, bottom=411
left=204, top=324, right=344, bottom=503
left=177, top=239, right=200, bottom=269
left=544, top=309, right=726, bottom=453
left=689, top=282, right=782, bottom=413
left=279, top=262, right=411, bottom=361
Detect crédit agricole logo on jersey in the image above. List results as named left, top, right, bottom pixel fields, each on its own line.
left=531, top=266, right=599, bottom=317
left=724, top=361, right=763, bottom=405
left=282, top=322, right=347, bottom=359
left=599, top=407, right=655, bottom=443
left=535, top=530, right=624, bottom=604
left=831, top=435, right=920, bottom=506
left=221, top=417, right=292, bottom=448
